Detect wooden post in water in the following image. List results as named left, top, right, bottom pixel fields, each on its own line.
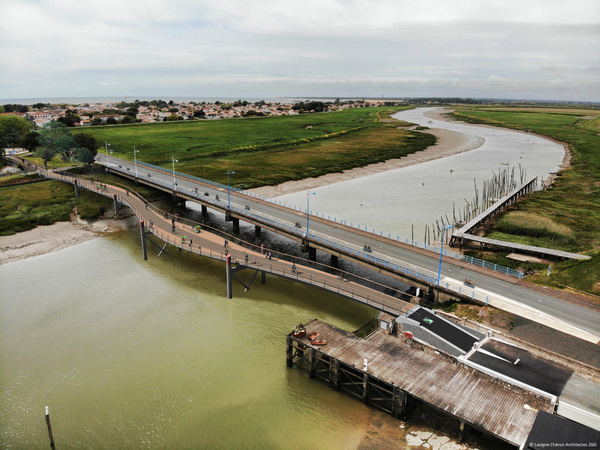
left=286, top=336, right=293, bottom=367
left=308, top=348, right=316, bottom=379
left=45, top=406, right=56, bottom=450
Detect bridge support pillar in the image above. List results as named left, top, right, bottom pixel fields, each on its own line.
left=172, top=192, right=178, bottom=202
left=255, top=225, right=261, bottom=235
left=232, top=218, right=239, bottom=232
left=261, top=271, right=266, bottom=284
left=201, top=205, right=207, bottom=215
left=226, top=254, right=232, bottom=299
left=140, top=220, right=147, bottom=261
left=362, top=373, right=369, bottom=403
left=73, top=179, right=79, bottom=197
left=225, top=210, right=232, bottom=222
left=113, top=194, right=118, bottom=215
left=301, top=239, right=316, bottom=261
left=330, top=255, right=338, bottom=266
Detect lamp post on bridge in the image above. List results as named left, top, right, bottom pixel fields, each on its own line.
left=306, top=190, right=316, bottom=238
left=437, top=225, right=453, bottom=286
left=105, top=141, right=110, bottom=164
left=227, top=170, right=235, bottom=209
left=172, top=156, right=178, bottom=187
left=134, top=147, right=139, bottom=177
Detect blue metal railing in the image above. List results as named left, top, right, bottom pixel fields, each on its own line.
left=107, top=159, right=522, bottom=279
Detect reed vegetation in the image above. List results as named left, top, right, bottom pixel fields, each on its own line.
left=452, top=107, right=600, bottom=296
left=491, top=211, right=578, bottom=247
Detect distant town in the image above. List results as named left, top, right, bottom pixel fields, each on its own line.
left=1, top=97, right=596, bottom=130
left=0, top=98, right=398, bottom=129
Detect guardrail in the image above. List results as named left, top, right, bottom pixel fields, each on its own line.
left=40, top=168, right=413, bottom=317
left=104, top=159, right=522, bottom=280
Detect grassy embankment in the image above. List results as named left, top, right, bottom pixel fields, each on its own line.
left=451, top=107, right=600, bottom=296
left=0, top=169, right=167, bottom=236
left=7, top=106, right=433, bottom=235
left=83, top=106, right=434, bottom=188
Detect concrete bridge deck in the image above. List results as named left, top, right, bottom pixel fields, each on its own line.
left=36, top=163, right=600, bottom=344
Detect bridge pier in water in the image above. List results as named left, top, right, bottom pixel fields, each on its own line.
left=139, top=220, right=148, bottom=261
left=73, top=179, right=79, bottom=197
left=112, top=194, right=118, bottom=215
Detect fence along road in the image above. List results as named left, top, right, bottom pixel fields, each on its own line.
left=92, top=155, right=600, bottom=342
left=42, top=168, right=420, bottom=318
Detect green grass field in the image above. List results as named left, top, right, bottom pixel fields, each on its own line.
left=453, top=107, right=600, bottom=296
left=84, top=107, right=435, bottom=187
left=0, top=182, right=112, bottom=236
left=0, top=168, right=169, bottom=236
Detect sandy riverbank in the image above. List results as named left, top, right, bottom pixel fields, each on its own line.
left=0, top=209, right=138, bottom=265
left=426, top=108, right=572, bottom=188
left=249, top=112, right=485, bottom=197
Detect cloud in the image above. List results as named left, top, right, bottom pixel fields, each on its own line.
left=0, top=0, right=598, bottom=101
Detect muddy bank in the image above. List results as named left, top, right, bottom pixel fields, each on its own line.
left=250, top=123, right=484, bottom=198
left=0, top=208, right=138, bottom=265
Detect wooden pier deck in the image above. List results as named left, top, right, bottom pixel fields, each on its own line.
left=287, top=320, right=553, bottom=447
left=451, top=177, right=589, bottom=261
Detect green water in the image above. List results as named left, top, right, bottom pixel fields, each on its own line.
left=0, top=231, right=377, bottom=449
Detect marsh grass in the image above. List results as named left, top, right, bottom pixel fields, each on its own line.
left=452, top=107, right=600, bottom=295
left=0, top=181, right=112, bottom=235
left=492, top=211, right=577, bottom=246
left=82, top=107, right=437, bottom=187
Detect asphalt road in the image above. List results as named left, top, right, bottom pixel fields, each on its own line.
left=98, top=154, right=600, bottom=339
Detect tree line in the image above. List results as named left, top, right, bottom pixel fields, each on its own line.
left=0, top=116, right=99, bottom=167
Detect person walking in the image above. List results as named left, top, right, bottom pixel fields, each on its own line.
left=224, top=239, right=228, bottom=248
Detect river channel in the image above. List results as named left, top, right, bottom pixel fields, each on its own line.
left=0, top=108, right=567, bottom=449
left=277, top=107, right=565, bottom=241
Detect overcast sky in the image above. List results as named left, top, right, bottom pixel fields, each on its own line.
left=1, top=0, right=598, bottom=102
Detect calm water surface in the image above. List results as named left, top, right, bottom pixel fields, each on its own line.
left=0, top=234, right=375, bottom=449
left=277, top=107, right=565, bottom=241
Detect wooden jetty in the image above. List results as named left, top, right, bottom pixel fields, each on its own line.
left=287, top=318, right=553, bottom=447
left=450, top=177, right=589, bottom=261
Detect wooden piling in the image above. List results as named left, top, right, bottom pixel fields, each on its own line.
left=45, top=406, right=56, bottom=450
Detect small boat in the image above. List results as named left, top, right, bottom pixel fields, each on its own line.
left=308, top=332, right=320, bottom=341
left=292, top=323, right=306, bottom=338
left=312, top=340, right=327, bottom=346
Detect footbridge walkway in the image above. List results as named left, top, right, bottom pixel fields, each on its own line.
left=36, top=160, right=600, bottom=344
left=40, top=168, right=417, bottom=318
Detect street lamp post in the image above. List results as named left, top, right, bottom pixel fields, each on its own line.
left=172, top=156, right=178, bottom=187
left=437, top=225, right=453, bottom=286
left=105, top=141, right=110, bottom=164
left=306, top=190, right=316, bottom=237
left=134, top=147, right=139, bottom=177
left=226, top=170, right=235, bottom=209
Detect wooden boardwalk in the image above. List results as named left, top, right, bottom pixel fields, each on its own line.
left=452, top=233, right=590, bottom=261
left=287, top=320, right=553, bottom=447
left=451, top=177, right=589, bottom=261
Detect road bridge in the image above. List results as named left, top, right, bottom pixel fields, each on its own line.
left=41, top=168, right=418, bottom=318
left=91, top=155, right=600, bottom=343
